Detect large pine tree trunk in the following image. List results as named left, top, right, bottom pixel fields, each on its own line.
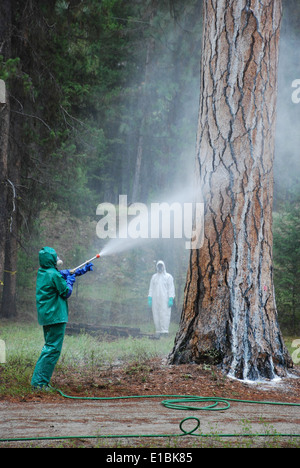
left=169, top=0, right=292, bottom=380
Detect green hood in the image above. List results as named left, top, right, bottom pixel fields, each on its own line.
left=36, top=246, right=69, bottom=326
left=39, top=247, right=57, bottom=269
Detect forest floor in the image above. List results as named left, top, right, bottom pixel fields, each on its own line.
left=1, top=358, right=300, bottom=448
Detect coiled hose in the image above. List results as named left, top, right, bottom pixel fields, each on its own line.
left=1, top=388, right=300, bottom=443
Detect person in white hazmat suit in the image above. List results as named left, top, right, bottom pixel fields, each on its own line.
left=148, top=260, right=175, bottom=337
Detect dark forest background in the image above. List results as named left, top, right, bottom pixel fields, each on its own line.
left=0, top=0, right=299, bottom=335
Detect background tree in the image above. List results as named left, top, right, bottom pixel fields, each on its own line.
left=169, top=0, right=293, bottom=380
left=0, top=0, right=299, bottom=339
left=273, top=196, right=300, bottom=335
left=0, top=0, right=11, bottom=298
left=0, top=0, right=202, bottom=318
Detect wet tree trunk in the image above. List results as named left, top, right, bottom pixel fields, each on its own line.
left=169, top=0, right=292, bottom=380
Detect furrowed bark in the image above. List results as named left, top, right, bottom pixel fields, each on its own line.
left=169, top=0, right=292, bottom=380
left=0, top=0, right=11, bottom=288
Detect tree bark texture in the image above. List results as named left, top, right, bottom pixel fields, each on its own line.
left=0, top=0, right=11, bottom=289
left=1, top=117, right=20, bottom=318
left=169, top=0, right=292, bottom=380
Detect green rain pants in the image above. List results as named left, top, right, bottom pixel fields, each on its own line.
left=31, top=323, right=66, bottom=388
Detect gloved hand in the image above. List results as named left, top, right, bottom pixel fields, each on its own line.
left=74, top=263, right=94, bottom=277
left=67, top=274, right=76, bottom=286
left=148, top=296, right=152, bottom=307
left=59, top=269, right=70, bottom=280
left=168, top=297, right=174, bottom=308
left=64, top=274, right=76, bottom=299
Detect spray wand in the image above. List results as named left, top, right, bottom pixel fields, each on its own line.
left=69, top=253, right=101, bottom=274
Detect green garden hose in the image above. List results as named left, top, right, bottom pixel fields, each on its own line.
left=1, top=390, right=300, bottom=443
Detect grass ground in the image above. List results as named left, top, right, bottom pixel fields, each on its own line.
left=0, top=321, right=178, bottom=397
left=0, top=322, right=298, bottom=397
left=0, top=322, right=300, bottom=448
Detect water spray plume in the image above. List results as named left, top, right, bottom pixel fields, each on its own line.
left=96, top=183, right=203, bottom=258
left=70, top=253, right=101, bottom=274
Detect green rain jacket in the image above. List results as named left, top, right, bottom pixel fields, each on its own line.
left=36, top=247, right=70, bottom=326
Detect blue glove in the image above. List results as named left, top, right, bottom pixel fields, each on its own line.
left=64, top=274, right=76, bottom=299
left=74, top=263, right=94, bottom=277
left=67, top=274, right=76, bottom=286
left=148, top=296, right=152, bottom=307
left=168, top=297, right=174, bottom=308
left=59, top=269, right=70, bottom=280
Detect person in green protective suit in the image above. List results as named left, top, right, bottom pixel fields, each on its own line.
left=31, top=246, right=93, bottom=389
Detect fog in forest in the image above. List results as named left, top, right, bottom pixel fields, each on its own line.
left=6, top=1, right=299, bottom=336
left=65, top=3, right=202, bottom=330
left=275, top=5, right=300, bottom=201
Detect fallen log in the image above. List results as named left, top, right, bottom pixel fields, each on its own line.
left=66, top=322, right=152, bottom=339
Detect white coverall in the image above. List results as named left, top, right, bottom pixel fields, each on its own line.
left=148, top=261, right=175, bottom=334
